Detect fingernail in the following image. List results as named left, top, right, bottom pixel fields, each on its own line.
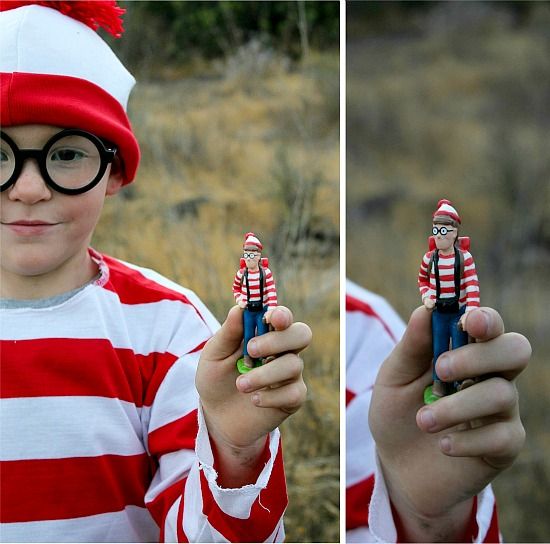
left=440, top=436, right=452, bottom=453
left=238, top=377, right=251, bottom=392
left=420, top=409, right=436, bottom=430
left=252, top=393, right=260, bottom=405
left=437, top=354, right=451, bottom=380
left=247, top=339, right=258, bottom=357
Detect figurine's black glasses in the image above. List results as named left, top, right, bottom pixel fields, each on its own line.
left=243, top=252, right=260, bottom=259
left=432, top=226, right=455, bottom=236
left=1, top=129, right=117, bottom=195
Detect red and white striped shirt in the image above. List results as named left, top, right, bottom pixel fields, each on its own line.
left=0, top=250, right=287, bottom=543
left=418, top=249, right=480, bottom=309
left=346, top=280, right=500, bottom=543
left=232, top=267, right=277, bottom=308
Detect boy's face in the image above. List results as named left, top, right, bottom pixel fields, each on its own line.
left=0, top=125, right=122, bottom=288
left=432, top=220, right=458, bottom=252
left=243, top=247, right=261, bottom=270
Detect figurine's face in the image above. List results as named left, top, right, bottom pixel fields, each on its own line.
left=243, top=247, right=261, bottom=270
left=432, top=223, right=457, bottom=252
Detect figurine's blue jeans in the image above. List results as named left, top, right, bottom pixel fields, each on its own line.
left=432, top=306, right=467, bottom=382
left=243, top=306, right=268, bottom=357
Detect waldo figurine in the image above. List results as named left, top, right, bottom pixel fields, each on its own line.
left=418, top=199, right=480, bottom=403
left=233, top=232, right=278, bottom=372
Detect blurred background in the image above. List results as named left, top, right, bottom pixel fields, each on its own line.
left=347, top=1, right=549, bottom=541
left=93, top=2, right=339, bottom=542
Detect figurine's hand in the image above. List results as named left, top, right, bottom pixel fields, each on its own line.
left=457, top=308, right=471, bottom=330
left=423, top=297, right=435, bottom=310
left=369, top=306, right=530, bottom=542
left=196, top=305, right=310, bottom=487
left=237, top=299, right=247, bottom=309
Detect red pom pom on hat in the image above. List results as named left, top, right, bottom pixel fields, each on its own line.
left=433, top=199, right=461, bottom=224
left=243, top=232, right=263, bottom=251
left=0, top=0, right=125, bottom=37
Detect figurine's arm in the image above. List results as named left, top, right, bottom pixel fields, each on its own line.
left=462, top=250, right=480, bottom=311
left=232, top=268, right=246, bottom=305
left=418, top=251, right=435, bottom=309
left=264, top=268, right=278, bottom=307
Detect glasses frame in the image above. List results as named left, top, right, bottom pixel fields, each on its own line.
left=432, top=226, right=455, bottom=236
left=1, top=129, right=117, bottom=195
left=243, top=252, right=260, bottom=259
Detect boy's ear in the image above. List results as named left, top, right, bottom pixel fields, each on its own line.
left=106, top=158, right=124, bottom=196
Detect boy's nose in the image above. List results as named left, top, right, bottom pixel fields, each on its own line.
left=7, top=159, right=52, bottom=204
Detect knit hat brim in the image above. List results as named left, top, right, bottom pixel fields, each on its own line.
left=1, top=72, right=139, bottom=184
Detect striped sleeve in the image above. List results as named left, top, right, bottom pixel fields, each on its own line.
left=263, top=268, right=278, bottom=307
left=418, top=251, right=434, bottom=301
left=232, top=269, right=245, bottom=304
left=345, top=280, right=500, bottom=543
left=143, top=354, right=286, bottom=543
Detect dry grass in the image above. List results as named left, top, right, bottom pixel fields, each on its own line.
left=347, top=9, right=550, bottom=541
left=94, top=52, right=339, bottom=542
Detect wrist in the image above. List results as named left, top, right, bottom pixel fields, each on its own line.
left=381, top=460, right=474, bottom=542
left=202, top=408, right=267, bottom=488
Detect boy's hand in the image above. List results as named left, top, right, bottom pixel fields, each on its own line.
left=196, top=305, right=310, bottom=487
left=369, top=306, right=530, bottom=542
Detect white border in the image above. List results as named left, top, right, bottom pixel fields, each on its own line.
left=339, top=1, right=346, bottom=542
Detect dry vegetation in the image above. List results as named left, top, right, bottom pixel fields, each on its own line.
left=347, top=4, right=550, bottom=541
left=94, top=49, right=339, bottom=542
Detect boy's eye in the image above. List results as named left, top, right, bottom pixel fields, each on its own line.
left=0, top=149, right=10, bottom=162
left=50, top=148, right=86, bottom=162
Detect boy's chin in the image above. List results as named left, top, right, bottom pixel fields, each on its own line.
left=2, top=248, right=75, bottom=279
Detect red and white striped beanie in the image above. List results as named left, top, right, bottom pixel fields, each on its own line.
left=433, top=199, right=461, bottom=224
left=243, top=232, right=263, bottom=251
left=0, top=1, right=140, bottom=185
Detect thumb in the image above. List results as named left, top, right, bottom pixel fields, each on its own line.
left=376, top=306, right=433, bottom=387
left=201, top=305, right=244, bottom=361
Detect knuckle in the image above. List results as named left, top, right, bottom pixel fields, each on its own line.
left=288, top=355, right=304, bottom=376
left=492, top=423, right=516, bottom=452
left=293, top=322, right=313, bottom=346
left=491, top=379, right=518, bottom=412
left=287, top=382, right=307, bottom=408
left=506, top=332, right=531, bottom=370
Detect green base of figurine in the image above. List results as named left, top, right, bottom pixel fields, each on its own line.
left=423, top=385, right=441, bottom=405
left=236, top=356, right=263, bottom=374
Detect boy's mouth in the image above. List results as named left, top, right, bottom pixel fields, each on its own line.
left=2, top=220, right=59, bottom=236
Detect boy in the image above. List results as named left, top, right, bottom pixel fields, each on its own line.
left=0, top=3, right=309, bottom=542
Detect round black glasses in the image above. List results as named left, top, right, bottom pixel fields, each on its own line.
left=1, top=129, right=117, bottom=195
left=432, top=226, right=455, bottom=236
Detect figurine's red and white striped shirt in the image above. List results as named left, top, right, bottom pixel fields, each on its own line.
left=0, top=251, right=286, bottom=543
left=232, top=267, right=278, bottom=307
left=418, top=249, right=480, bottom=309
left=346, top=280, right=500, bottom=543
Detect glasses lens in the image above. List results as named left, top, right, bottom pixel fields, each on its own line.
left=1, top=136, right=16, bottom=186
left=441, top=227, right=448, bottom=235
left=46, top=134, right=102, bottom=190
left=432, top=227, right=438, bottom=235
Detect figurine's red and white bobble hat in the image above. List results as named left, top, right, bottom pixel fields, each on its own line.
left=432, top=199, right=461, bottom=224
left=243, top=232, right=263, bottom=251
left=0, top=1, right=140, bottom=185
